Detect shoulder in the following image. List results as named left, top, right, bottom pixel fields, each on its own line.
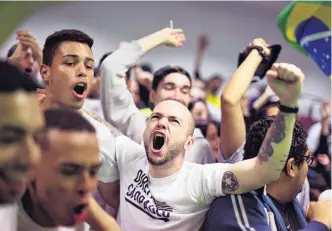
left=82, top=110, right=122, bottom=137
left=204, top=192, right=268, bottom=230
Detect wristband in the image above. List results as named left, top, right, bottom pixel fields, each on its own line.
left=279, top=103, right=299, bottom=114
left=247, top=45, right=269, bottom=63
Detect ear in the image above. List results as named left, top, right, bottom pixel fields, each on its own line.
left=285, top=158, right=297, bottom=177
left=40, top=64, right=50, bottom=85
left=149, top=90, right=156, bottom=104
left=184, top=136, right=195, bottom=151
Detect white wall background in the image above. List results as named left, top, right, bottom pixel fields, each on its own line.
left=0, top=1, right=330, bottom=118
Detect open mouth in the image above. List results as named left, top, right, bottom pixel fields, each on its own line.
left=73, top=82, right=87, bottom=96
left=25, top=68, right=32, bottom=74
left=152, top=132, right=166, bottom=151
left=72, top=204, right=88, bottom=222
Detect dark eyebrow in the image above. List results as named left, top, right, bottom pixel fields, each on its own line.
left=169, top=116, right=182, bottom=123
left=0, top=125, right=26, bottom=136
left=62, top=54, right=94, bottom=63
left=150, top=112, right=163, bottom=118
left=60, top=162, right=101, bottom=169
left=163, top=82, right=176, bottom=86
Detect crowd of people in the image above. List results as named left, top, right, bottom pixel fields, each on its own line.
left=0, top=24, right=331, bottom=231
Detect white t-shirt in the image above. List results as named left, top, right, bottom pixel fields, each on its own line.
left=83, top=99, right=104, bottom=120
left=17, top=202, right=90, bottom=231
left=0, top=203, right=18, bottom=231
left=81, top=110, right=120, bottom=183
left=108, top=135, right=230, bottom=231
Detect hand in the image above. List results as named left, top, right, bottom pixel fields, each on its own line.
left=317, top=154, right=331, bottom=169
left=266, top=63, right=304, bottom=108
left=159, top=27, right=186, bottom=47
left=321, top=99, right=331, bottom=121
left=119, top=41, right=129, bottom=48
left=306, top=200, right=332, bottom=230
left=245, top=38, right=271, bottom=56
left=7, top=42, right=25, bottom=68
left=36, top=88, right=46, bottom=104
left=17, top=30, right=42, bottom=66
left=198, top=35, right=209, bottom=51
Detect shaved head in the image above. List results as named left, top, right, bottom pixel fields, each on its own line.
left=153, top=100, right=195, bottom=136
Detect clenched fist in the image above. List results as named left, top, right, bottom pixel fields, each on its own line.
left=266, top=63, right=305, bottom=108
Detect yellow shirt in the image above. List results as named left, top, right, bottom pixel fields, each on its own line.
left=206, top=92, right=221, bottom=107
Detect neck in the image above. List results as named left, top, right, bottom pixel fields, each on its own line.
left=40, top=91, right=83, bottom=115
left=149, top=155, right=184, bottom=178
left=40, top=93, right=63, bottom=111
left=21, top=191, right=56, bottom=227
left=266, top=176, right=294, bottom=203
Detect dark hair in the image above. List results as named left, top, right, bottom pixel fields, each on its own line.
left=188, top=99, right=208, bottom=111
left=0, top=60, right=39, bottom=92
left=209, top=74, right=223, bottom=81
left=43, top=29, right=94, bottom=66
left=254, top=95, right=280, bottom=122
left=98, top=51, right=113, bottom=69
left=7, top=44, right=18, bottom=58
left=196, top=120, right=220, bottom=138
left=243, top=116, right=308, bottom=171
left=43, top=108, right=95, bottom=133
left=152, top=65, right=191, bottom=91
left=140, top=63, right=153, bottom=73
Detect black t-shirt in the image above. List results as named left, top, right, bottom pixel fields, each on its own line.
left=269, top=195, right=304, bottom=231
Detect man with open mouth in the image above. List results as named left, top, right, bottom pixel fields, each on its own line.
left=0, top=61, right=44, bottom=231
left=98, top=59, right=307, bottom=230
left=99, top=26, right=215, bottom=164
left=17, top=108, right=120, bottom=231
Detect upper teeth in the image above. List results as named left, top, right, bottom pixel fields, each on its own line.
left=77, top=83, right=85, bottom=87
left=155, top=133, right=163, bottom=137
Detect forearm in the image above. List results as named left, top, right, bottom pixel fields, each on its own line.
left=253, top=93, right=271, bottom=110
left=256, top=111, right=296, bottom=181
left=221, top=50, right=262, bottom=105
left=194, top=49, right=204, bottom=80
left=222, top=111, right=296, bottom=194
left=220, top=50, right=262, bottom=158
left=220, top=105, right=246, bottom=159
left=137, top=30, right=167, bottom=53
left=87, top=197, right=120, bottom=231
left=100, top=41, right=146, bottom=143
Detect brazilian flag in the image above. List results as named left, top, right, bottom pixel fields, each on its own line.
left=277, top=1, right=331, bottom=77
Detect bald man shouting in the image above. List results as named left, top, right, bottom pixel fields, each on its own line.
left=98, top=62, right=305, bottom=231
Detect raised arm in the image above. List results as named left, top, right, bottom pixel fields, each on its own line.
left=193, top=35, right=208, bottom=80
left=220, top=39, right=271, bottom=160
left=221, top=63, right=305, bottom=194
left=100, top=27, right=186, bottom=144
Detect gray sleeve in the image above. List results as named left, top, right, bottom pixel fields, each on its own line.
left=185, top=138, right=215, bottom=164
left=100, top=41, right=147, bottom=144
left=218, top=142, right=245, bottom=163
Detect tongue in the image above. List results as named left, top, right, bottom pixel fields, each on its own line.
left=73, top=205, right=88, bottom=222
left=73, top=209, right=88, bottom=222
left=25, top=68, right=32, bottom=73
